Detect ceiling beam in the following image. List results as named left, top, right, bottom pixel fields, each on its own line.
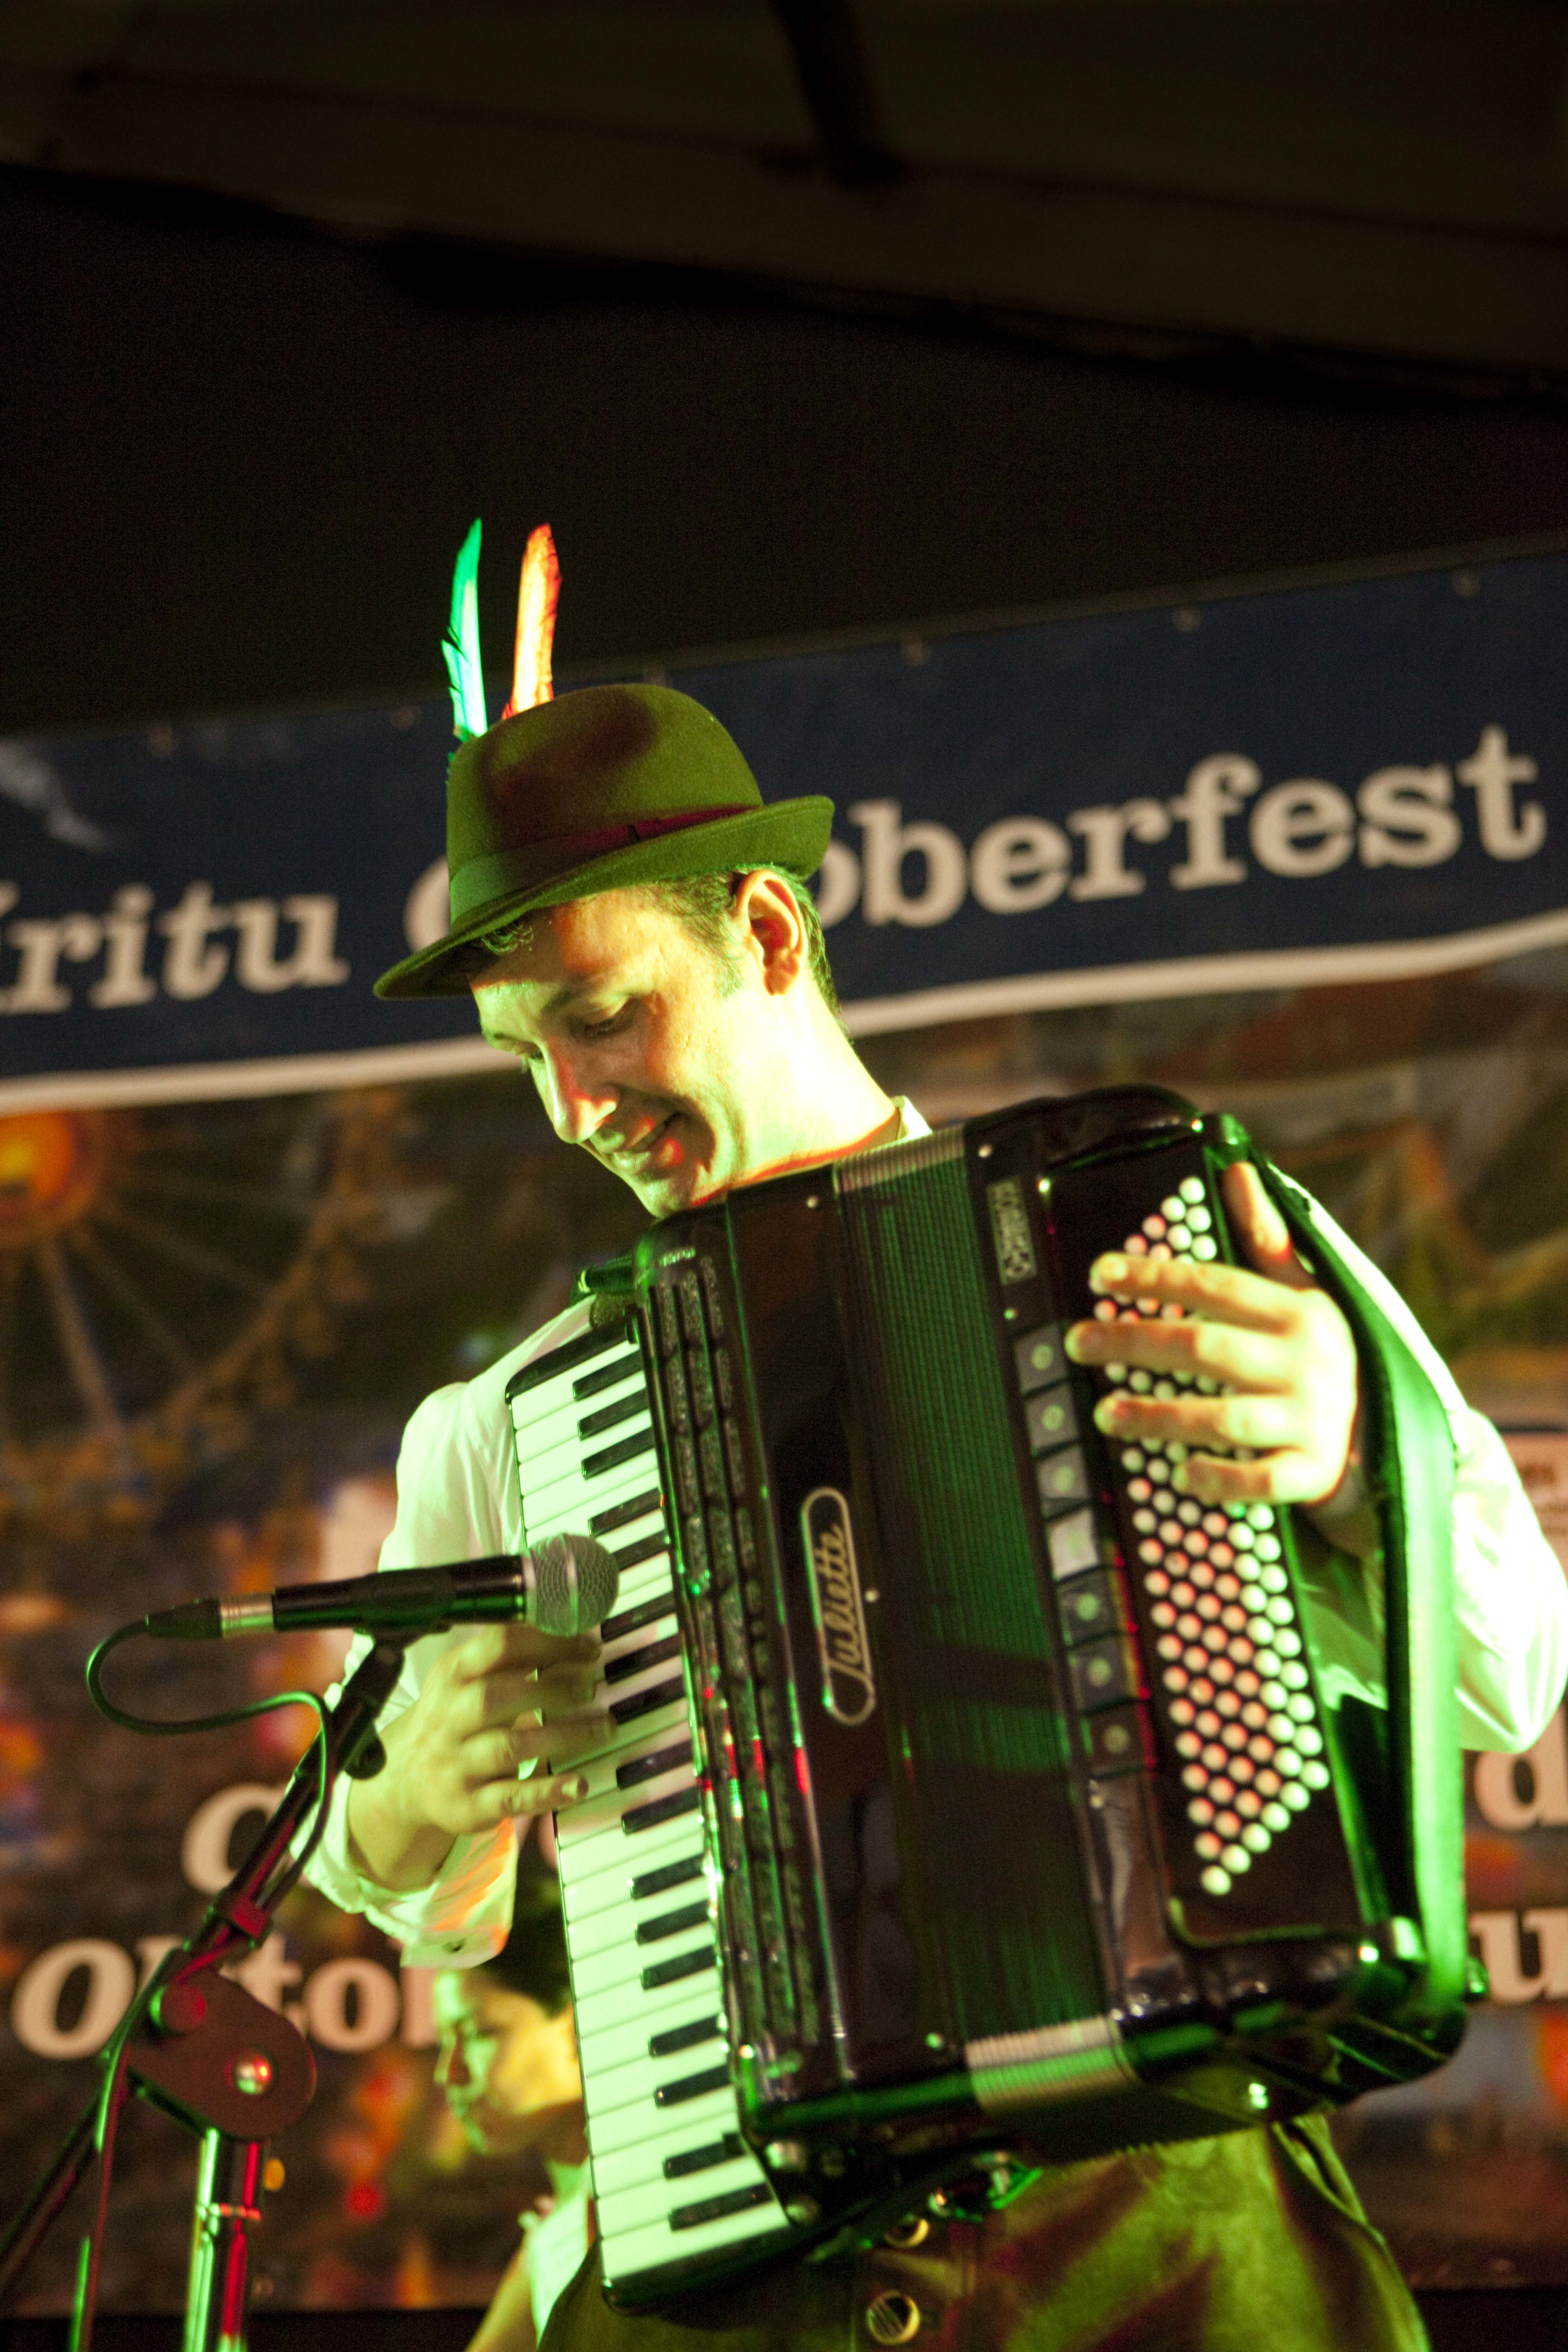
left=769, top=0, right=900, bottom=188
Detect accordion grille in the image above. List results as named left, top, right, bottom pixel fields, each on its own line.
left=836, top=1150, right=1104, bottom=2039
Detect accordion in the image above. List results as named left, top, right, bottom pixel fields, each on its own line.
left=507, top=1087, right=1470, bottom=2310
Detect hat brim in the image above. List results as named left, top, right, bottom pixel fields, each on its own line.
left=376, top=794, right=835, bottom=999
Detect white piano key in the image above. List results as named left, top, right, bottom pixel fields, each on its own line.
left=570, top=1911, right=714, bottom=2003
left=556, top=1766, right=699, bottom=1853
left=557, top=1759, right=691, bottom=1844
left=580, top=2024, right=730, bottom=2124
left=558, top=1800, right=705, bottom=1896
left=526, top=1477, right=663, bottom=1552
left=573, top=1994, right=721, bottom=2081
left=521, top=1362, right=647, bottom=1447
left=567, top=1872, right=709, bottom=1963
left=588, top=2080, right=736, bottom=2161
left=600, top=2197, right=793, bottom=2294
left=568, top=1715, right=690, bottom=1807
left=592, top=1650, right=692, bottom=1728
left=553, top=1699, right=690, bottom=1795
left=598, top=2153, right=770, bottom=2241
left=574, top=1955, right=719, bottom=2047
left=590, top=2108, right=739, bottom=2198
left=511, top=1339, right=640, bottom=1418
left=528, top=1428, right=658, bottom=1516
left=600, top=1587, right=681, bottom=1648
left=523, top=1417, right=656, bottom=1511
left=601, top=1505, right=668, bottom=1555
left=517, top=1429, right=656, bottom=1506
left=560, top=1819, right=703, bottom=1919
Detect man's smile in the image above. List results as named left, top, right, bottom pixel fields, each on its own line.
left=600, top=1112, right=677, bottom=1168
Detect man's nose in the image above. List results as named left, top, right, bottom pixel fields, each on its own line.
left=534, top=1044, right=615, bottom=1146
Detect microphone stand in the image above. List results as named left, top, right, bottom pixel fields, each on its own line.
left=0, top=1637, right=410, bottom=2352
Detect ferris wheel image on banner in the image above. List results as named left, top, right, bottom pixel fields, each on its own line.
left=0, top=1092, right=407, bottom=1532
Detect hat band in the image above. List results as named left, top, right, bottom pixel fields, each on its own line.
left=449, top=806, right=752, bottom=923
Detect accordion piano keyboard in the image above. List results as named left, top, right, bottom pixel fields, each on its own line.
left=508, top=1316, right=794, bottom=2301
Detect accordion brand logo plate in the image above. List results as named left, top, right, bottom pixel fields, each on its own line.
left=801, top=1487, right=877, bottom=1726
left=986, top=1175, right=1037, bottom=1285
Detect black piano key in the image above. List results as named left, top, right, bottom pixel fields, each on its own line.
left=648, top=2012, right=721, bottom=2059
left=602, top=1593, right=673, bottom=1645
left=631, top=1853, right=705, bottom=1905
left=641, top=1942, right=717, bottom=1990
left=670, top=2183, right=773, bottom=2233
left=663, top=2131, right=743, bottom=2180
left=585, top=1427, right=658, bottom=1480
left=579, top=1390, right=650, bottom=1442
left=654, top=2063, right=731, bottom=2107
left=508, top=1319, right=631, bottom=1399
left=609, top=1532, right=669, bottom=1576
left=574, top=1352, right=642, bottom=1402
left=617, top=1741, right=692, bottom=1792
left=636, top=1900, right=710, bottom=1947
left=605, top=1632, right=683, bottom=1686
left=591, top=1488, right=662, bottom=1537
left=609, top=1676, right=687, bottom=1728
left=624, top=1786, right=702, bottom=1835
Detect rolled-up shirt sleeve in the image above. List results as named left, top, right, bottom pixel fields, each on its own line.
left=304, top=1306, right=592, bottom=1964
left=1295, top=1190, right=1568, bottom=1754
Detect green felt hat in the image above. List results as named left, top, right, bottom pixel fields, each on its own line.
left=376, top=684, right=834, bottom=999
left=377, top=520, right=833, bottom=998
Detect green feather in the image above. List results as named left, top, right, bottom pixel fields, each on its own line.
left=441, top=518, right=488, bottom=741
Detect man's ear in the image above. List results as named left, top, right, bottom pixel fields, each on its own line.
left=733, top=870, right=807, bottom=996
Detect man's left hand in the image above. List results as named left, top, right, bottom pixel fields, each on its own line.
left=1064, top=1161, right=1369, bottom=1542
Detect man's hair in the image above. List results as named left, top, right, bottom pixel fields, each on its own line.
left=643, top=869, right=840, bottom=1017
left=453, top=867, right=840, bottom=1016
left=478, top=1870, right=573, bottom=2014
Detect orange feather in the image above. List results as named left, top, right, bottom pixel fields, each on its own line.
left=502, top=524, right=561, bottom=718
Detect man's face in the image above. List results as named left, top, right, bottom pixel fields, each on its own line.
left=471, top=885, right=788, bottom=1216
left=431, top=1972, right=580, bottom=2156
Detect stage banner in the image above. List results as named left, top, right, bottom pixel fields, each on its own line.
left=4, top=541, right=1568, bottom=2312
left=2, top=546, right=1566, bottom=1106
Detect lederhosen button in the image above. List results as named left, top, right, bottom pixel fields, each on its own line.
left=864, top=2290, right=923, bottom=2344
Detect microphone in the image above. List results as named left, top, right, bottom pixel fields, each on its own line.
left=143, top=1537, right=621, bottom=1643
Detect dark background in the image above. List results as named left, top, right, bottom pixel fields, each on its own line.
left=4, top=161, right=1568, bottom=740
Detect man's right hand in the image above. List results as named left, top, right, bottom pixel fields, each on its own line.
left=345, top=1622, right=611, bottom=1892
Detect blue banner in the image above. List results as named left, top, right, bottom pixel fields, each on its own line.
left=4, top=546, right=1565, bottom=1104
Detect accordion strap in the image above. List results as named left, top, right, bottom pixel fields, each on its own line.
left=1253, top=1155, right=1467, bottom=2023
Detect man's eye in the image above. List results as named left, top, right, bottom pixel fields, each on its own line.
left=581, top=1008, right=630, bottom=1039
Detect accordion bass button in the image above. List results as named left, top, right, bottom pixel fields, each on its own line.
left=865, top=2292, right=924, bottom=2344
left=882, top=2217, right=931, bottom=2250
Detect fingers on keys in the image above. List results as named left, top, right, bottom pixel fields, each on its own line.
left=506, top=1770, right=591, bottom=1821
left=1081, top=1249, right=1297, bottom=1333
left=1168, top=1446, right=1319, bottom=1507
left=452, top=1624, right=601, bottom=1679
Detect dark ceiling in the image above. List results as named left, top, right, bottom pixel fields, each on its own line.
left=4, top=3, right=1568, bottom=734
left=4, top=0, right=1568, bottom=380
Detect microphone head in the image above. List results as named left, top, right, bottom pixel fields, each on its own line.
left=527, top=1535, right=621, bottom=1635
